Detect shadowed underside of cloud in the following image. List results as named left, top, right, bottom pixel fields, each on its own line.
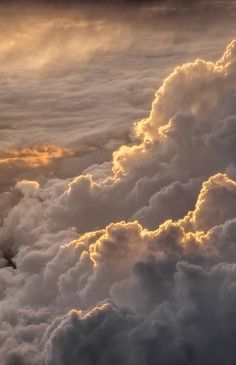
left=2, top=40, right=236, bottom=364
left=3, top=172, right=236, bottom=365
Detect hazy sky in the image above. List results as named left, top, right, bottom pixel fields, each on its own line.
left=1, top=1, right=236, bottom=365
left=1, top=0, right=236, bottom=190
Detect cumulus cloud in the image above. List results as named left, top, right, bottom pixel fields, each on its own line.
left=2, top=39, right=236, bottom=365
left=13, top=39, right=236, bottom=236
left=33, top=172, right=236, bottom=365
left=2, top=172, right=236, bottom=364
left=1, top=0, right=236, bottom=194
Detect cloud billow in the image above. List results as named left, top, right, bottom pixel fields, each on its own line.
left=2, top=41, right=236, bottom=364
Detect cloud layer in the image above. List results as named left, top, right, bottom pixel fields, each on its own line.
left=1, top=0, right=236, bottom=193
left=2, top=37, right=236, bottom=364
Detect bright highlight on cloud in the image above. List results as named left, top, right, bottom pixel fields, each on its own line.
left=0, top=145, right=73, bottom=194
left=0, top=145, right=72, bottom=167
left=1, top=40, right=236, bottom=364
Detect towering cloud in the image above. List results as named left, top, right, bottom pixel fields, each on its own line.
left=2, top=40, right=236, bottom=364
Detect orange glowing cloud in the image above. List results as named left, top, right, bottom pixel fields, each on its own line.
left=0, top=145, right=73, bottom=168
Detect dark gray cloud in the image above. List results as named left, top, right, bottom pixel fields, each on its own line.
left=43, top=259, right=236, bottom=365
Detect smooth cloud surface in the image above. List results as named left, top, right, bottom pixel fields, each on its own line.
left=2, top=40, right=236, bottom=364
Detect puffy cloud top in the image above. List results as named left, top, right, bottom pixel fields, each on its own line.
left=2, top=40, right=236, bottom=365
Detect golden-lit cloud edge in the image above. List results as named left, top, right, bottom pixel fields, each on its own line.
left=2, top=39, right=236, bottom=365
left=0, top=145, right=73, bottom=167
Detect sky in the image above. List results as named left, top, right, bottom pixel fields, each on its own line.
left=1, top=1, right=236, bottom=364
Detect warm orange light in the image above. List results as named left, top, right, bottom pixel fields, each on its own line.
left=0, top=145, right=72, bottom=167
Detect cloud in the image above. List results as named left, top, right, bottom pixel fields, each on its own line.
left=1, top=0, right=236, bottom=197
left=43, top=258, right=236, bottom=365
left=131, top=178, right=201, bottom=229
left=0, top=145, right=73, bottom=193
left=0, top=146, right=72, bottom=167
left=13, top=172, right=236, bottom=365
left=12, top=39, right=235, bottom=237
left=2, top=40, right=236, bottom=364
